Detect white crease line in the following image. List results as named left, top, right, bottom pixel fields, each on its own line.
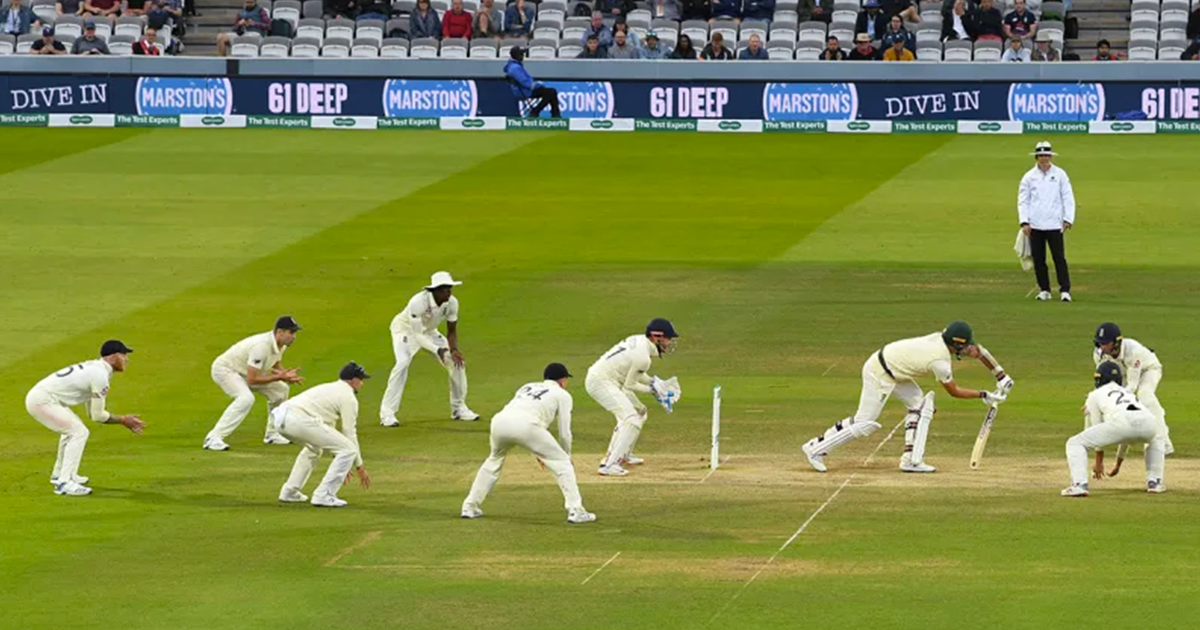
left=324, top=530, right=382, bottom=568
left=821, top=363, right=837, bottom=376
left=581, top=551, right=621, bottom=585
left=707, top=422, right=901, bottom=625
left=698, top=456, right=732, bottom=484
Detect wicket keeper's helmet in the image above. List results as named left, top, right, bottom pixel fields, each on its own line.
left=646, top=318, right=679, bottom=338
left=942, top=321, right=974, bottom=357
left=1094, top=322, right=1122, bottom=348
left=1095, top=361, right=1123, bottom=389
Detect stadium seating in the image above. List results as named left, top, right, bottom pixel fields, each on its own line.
left=261, top=36, right=292, bottom=57
left=322, top=36, right=351, bottom=56
left=0, top=34, right=14, bottom=55
left=943, top=39, right=972, bottom=61
left=380, top=37, right=410, bottom=56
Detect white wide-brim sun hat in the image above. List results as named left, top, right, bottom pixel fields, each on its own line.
left=1031, top=141, right=1057, bottom=156
left=425, top=271, right=462, bottom=289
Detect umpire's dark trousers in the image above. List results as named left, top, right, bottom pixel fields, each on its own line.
left=529, top=87, right=561, bottom=118
left=1029, top=229, right=1070, bottom=293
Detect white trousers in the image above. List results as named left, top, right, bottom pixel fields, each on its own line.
left=274, top=406, right=359, bottom=500
left=1066, top=409, right=1164, bottom=485
left=854, top=357, right=926, bottom=425
left=206, top=365, right=290, bottom=442
left=380, top=329, right=467, bottom=420
left=464, top=412, right=584, bottom=511
left=1134, top=368, right=1170, bottom=444
left=587, top=373, right=646, bottom=464
left=26, top=390, right=89, bottom=481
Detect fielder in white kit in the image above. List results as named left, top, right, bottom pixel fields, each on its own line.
left=1062, top=361, right=1166, bottom=497
left=801, top=321, right=1013, bottom=473
left=273, top=361, right=372, bottom=508
left=588, top=318, right=681, bottom=477
left=1092, top=322, right=1173, bottom=459
left=203, top=316, right=304, bottom=451
left=25, top=340, right=145, bottom=496
left=380, top=271, right=479, bottom=426
left=461, top=363, right=595, bottom=524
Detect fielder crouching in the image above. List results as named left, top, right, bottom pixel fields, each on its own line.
left=801, top=321, right=1012, bottom=473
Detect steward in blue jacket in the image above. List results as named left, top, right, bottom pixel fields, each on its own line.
left=503, top=47, right=562, bottom=118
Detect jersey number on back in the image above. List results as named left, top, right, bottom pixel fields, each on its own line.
left=55, top=364, right=86, bottom=377
left=605, top=347, right=627, bottom=360
left=520, top=386, right=549, bottom=400
left=1107, top=390, right=1132, bottom=406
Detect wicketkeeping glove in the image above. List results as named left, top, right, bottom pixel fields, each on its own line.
left=651, top=376, right=682, bottom=413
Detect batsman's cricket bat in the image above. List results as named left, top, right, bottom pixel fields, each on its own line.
left=970, top=380, right=1014, bottom=470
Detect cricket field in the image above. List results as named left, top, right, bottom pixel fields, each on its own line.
left=1, top=129, right=1198, bottom=630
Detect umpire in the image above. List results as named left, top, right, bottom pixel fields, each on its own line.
left=503, top=47, right=561, bottom=118
left=1018, top=141, right=1077, bottom=302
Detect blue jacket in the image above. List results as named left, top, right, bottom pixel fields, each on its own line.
left=738, top=46, right=769, bottom=59
left=710, top=0, right=740, bottom=19
left=409, top=8, right=441, bottom=39
left=504, top=4, right=535, bottom=36
left=1, top=5, right=38, bottom=36
left=740, top=0, right=773, bottom=20
left=581, top=24, right=613, bottom=49
left=504, top=59, right=541, bottom=99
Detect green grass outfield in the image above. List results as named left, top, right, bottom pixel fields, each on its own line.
left=2, top=129, right=1199, bottom=630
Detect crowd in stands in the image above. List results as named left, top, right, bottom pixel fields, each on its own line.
left=1, top=0, right=184, bottom=53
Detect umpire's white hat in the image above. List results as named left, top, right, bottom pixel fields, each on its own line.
left=425, top=271, right=462, bottom=290
left=1031, top=141, right=1057, bottom=156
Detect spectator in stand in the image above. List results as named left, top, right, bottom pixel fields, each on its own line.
left=820, top=34, right=847, bottom=58
left=82, top=0, right=120, bottom=18
left=595, top=0, right=635, bottom=23
left=670, top=32, right=698, bottom=57
left=325, top=0, right=357, bottom=19
left=1093, top=38, right=1119, bottom=60
left=881, top=0, right=919, bottom=24
left=710, top=0, right=739, bottom=22
left=701, top=31, right=733, bottom=58
left=504, top=0, right=534, bottom=37
left=1182, top=38, right=1200, bottom=60
left=941, top=0, right=976, bottom=41
left=1000, top=35, right=1030, bottom=61
left=132, top=27, right=161, bottom=53
left=2, top=0, right=40, bottom=36
left=882, top=14, right=914, bottom=52
left=741, top=0, right=774, bottom=22
left=58, top=0, right=86, bottom=16
left=641, top=30, right=672, bottom=57
left=358, top=0, right=390, bottom=20
left=581, top=11, right=613, bottom=50
left=72, top=20, right=111, bottom=53
left=681, top=0, right=709, bottom=21
left=882, top=33, right=914, bottom=59
left=856, top=0, right=888, bottom=42
left=473, top=0, right=502, bottom=38
left=848, top=31, right=878, bottom=58
left=1030, top=32, right=1058, bottom=60
left=577, top=32, right=610, bottom=56
left=648, top=0, right=681, bottom=20
left=1002, top=0, right=1036, bottom=40
left=123, top=0, right=149, bottom=16
left=800, top=0, right=829, bottom=23
left=973, top=0, right=1003, bottom=41
left=410, top=0, right=441, bottom=37
left=442, top=0, right=472, bottom=39
left=148, top=0, right=183, bottom=34
left=609, top=29, right=641, bottom=57
left=216, top=0, right=269, bottom=56
left=30, top=26, right=67, bottom=53
left=739, top=33, right=768, bottom=58
left=505, top=46, right=561, bottom=117
left=1188, top=4, right=1200, bottom=41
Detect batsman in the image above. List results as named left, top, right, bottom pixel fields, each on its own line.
left=801, top=321, right=1013, bottom=473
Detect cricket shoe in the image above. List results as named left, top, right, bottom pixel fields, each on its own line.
left=53, top=480, right=93, bottom=496
left=263, top=433, right=291, bottom=445
left=1147, top=479, right=1167, bottom=494
left=623, top=454, right=645, bottom=466
left=900, top=460, right=937, bottom=473
left=50, top=474, right=89, bottom=486
left=461, top=504, right=484, bottom=519
left=1060, top=292, right=1072, bottom=303
left=597, top=463, right=629, bottom=477
left=1060, top=483, right=1089, bottom=497
left=452, top=407, right=481, bottom=422
left=202, top=437, right=230, bottom=451
left=380, top=416, right=400, bottom=428
left=1035, top=291, right=1052, bottom=301
left=279, top=488, right=309, bottom=503
left=311, top=495, right=349, bottom=508
left=800, top=443, right=827, bottom=473
left=567, top=509, right=597, bottom=524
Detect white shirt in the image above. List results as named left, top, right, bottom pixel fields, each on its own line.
left=283, top=380, right=363, bottom=466
left=213, top=331, right=287, bottom=376
left=880, top=332, right=954, bottom=383
left=1017, top=163, right=1076, bottom=230
left=1093, top=338, right=1161, bottom=390
left=588, top=334, right=657, bottom=393
left=1001, top=47, right=1031, bottom=62
left=497, top=380, right=574, bottom=454
left=30, top=359, right=114, bottom=421
left=952, top=13, right=968, bottom=39
left=1084, top=382, right=1146, bottom=428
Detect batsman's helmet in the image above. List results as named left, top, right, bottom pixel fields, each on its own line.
left=1095, top=361, right=1123, bottom=389
left=942, top=321, right=974, bottom=357
left=646, top=318, right=679, bottom=338
left=1094, top=322, right=1122, bottom=348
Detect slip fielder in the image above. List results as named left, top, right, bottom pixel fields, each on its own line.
left=801, top=321, right=1013, bottom=473
left=1092, top=322, right=1173, bottom=457
left=273, top=362, right=371, bottom=508
left=380, top=271, right=479, bottom=426
left=1061, top=361, right=1166, bottom=497
left=25, top=340, right=145, bottom=496
left=461, top=363, right=595, bottom=524
left=202, top=316, right=304, bottom=451
left=588, top=318, right=680, bottom=477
